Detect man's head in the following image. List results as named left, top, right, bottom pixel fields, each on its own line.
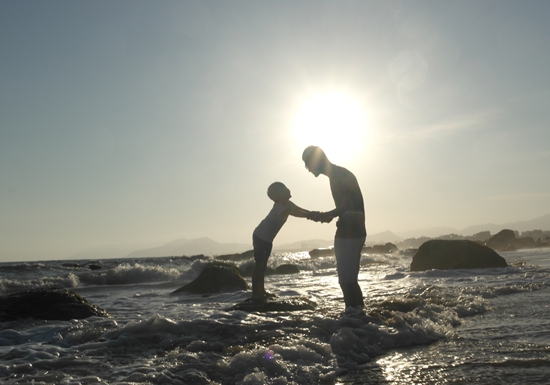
left=302, top=146, right=328, bottom=177
left=267, top=182, right=291, bottom=202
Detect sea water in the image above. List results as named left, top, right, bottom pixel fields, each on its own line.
left=0, top=248, right=549, bottom=384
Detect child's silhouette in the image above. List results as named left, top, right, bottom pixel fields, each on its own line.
left=251, top=182, right=331, bottom=299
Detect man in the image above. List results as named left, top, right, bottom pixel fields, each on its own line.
left=302, top=146, right=367, bottom=309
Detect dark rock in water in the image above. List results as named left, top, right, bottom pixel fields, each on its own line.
left=173, top=262, right=249, bottom=294
left=62, top=263, right=81, bottom=268
left=241, top=264, right=276, bottom=277
left=0, top=289, right=110, bottom=321
left=362, top=242, right=398, bottom=254
left=275, top=264, right=300, bottom=275
left=485, top=229, right=537, bottom=252
left=227, top=296, right=316, bottom=312
left=215, top=249, right=254, bottom=262
left=410, top=239, right=508, bottom=271
left=87, top=264, right=102, bottom=270
left=309, top=248, right=334, bottom=258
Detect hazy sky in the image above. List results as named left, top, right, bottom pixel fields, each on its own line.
left=2, top=1, right=550, bottom=261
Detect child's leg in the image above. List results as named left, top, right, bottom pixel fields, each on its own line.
left=252, top=260, right=267, bottom=298
left=251, top=235, right=273, bottom=299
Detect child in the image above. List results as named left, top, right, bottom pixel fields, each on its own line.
left=252, top=182, right=328, bottom=299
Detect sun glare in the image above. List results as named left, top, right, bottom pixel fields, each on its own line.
left=292, top=92, right=369, bottom=162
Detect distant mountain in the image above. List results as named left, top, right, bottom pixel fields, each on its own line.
left=275, top=231, right=404, bottom=251
left=395, top=227, right=458, bottom=239
left=125, top=237, right=250, bottom=258
left=366, top=230, right=404, bottom=244
left=460, top=214, right=550, bottom=236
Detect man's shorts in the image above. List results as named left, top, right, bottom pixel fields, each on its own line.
left=253, top=234, right=273, bottom=264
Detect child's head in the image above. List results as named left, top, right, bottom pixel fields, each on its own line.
left=267, top=182, right=290, bottom=202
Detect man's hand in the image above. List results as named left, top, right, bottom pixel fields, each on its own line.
left=307, top=211, right=334, bottom=223
left=319, top=212, right=334, bottom=223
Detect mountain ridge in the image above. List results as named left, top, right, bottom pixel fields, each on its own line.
left=69, top=214, right=550, bottom=259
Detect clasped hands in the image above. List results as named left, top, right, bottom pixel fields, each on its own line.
left=307, top=211, right=334, bottom=223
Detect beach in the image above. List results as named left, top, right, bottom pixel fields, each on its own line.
left=1, top=248, right=549, bottom=384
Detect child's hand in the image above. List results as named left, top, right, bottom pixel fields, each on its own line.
left=307, top=211, right=334, bottom=223
left=319, top=212, right=334, bottom=223
left=307, top=211, right=322, bottom=222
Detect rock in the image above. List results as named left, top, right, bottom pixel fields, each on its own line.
left=363, top=242, right=398, bottom=254
left=173, top=262, right=249, bottom=294
left=309, top=248, right=334, bottom=258
left=227, top=296, right=316, bottom=312
left=485, top=229, right=536, bottom=251
left=87, top=264, right=102, bottom=270
left=62, top=263, right=81, bottom=268
left=215, top=249, right=254, bottom=262
left=410, top=240, right=508, bottom=271
left=275, top=264, right=300, bottom=275
left=0, top=289, right=110, bottom=321
left=241, top=264, right=276, bottom=277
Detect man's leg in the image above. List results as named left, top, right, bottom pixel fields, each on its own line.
left=335, top=237, right=366, bottom=308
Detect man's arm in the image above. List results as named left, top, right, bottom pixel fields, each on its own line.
left=321, top=169, right=357, bottom=221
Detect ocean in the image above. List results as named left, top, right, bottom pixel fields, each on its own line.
left=1, top=247, right=549, bottom=385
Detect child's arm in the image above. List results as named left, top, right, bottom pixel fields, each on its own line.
left=285, top=201, right=311, bottom=218
left=286, top=201, right=333, bottom=223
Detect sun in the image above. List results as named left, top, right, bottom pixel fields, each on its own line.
left=292, top=91, right=369, bottom=162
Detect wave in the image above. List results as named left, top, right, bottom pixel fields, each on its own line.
left=0, top=274, right=80, bottom=296
left=77, top=263, right=185, bottom=286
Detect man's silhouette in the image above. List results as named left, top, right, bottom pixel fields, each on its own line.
left=302, top=146, right=367, bottom=309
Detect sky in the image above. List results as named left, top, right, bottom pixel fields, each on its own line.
left=1, top=0, right=550, bottom=262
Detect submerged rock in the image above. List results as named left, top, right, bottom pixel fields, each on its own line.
left=227, top=296, right=316, bottom=312
left=275, top=264, right=300, bottom=275
left=0, top=289, right=110, bottom=321
left=173, top=262, right=249, bottom=294
left=362, top=243, right=398, bottom=254
left=410, top=239, right=508, bottom=271
left=309, top=248, right=334, bottom=258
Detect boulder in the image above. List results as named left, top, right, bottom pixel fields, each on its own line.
left=173, top=262, right=249, bottom=294
left=309, top=248, right=334, bottom=258
left=485, top=229, right=536, bottom=251
left=275, top=264, right=300, bottom=275
left=227, top=296, right=316, bottom=312
left=0, top=289, right=110, bottom=321
left=410, top=240, right=508, bottom=271
left=363, top=242, right=398, bottom=254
